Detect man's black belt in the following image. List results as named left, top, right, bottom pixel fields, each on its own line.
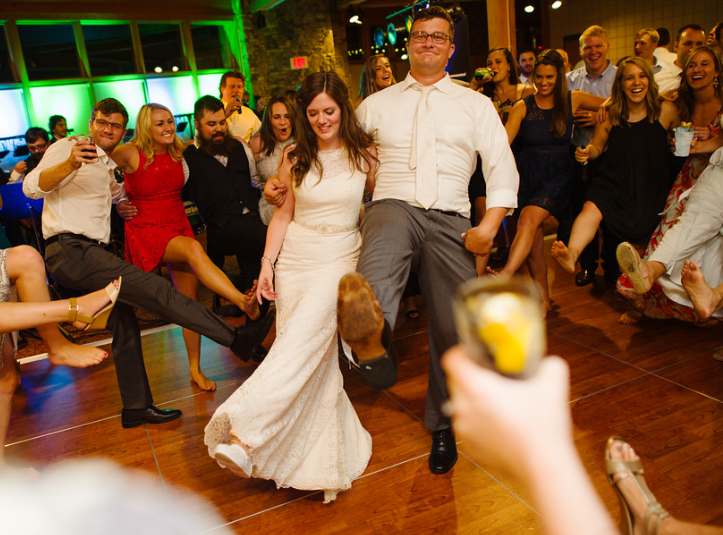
left=46, top=233, right=106, bottom=246
left=430, top=208, right=464, bottom=218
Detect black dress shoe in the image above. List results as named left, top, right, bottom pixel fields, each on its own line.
left=575, top=267, right=595, bottom=287
left=230, top=308, right=276, bottom=362
left=429, top=428, right=458, bottom=474
left=121, top=405, right=182, bottom=428
left=251, top=344, right=267, bottom=363
left=346, top=320, right=398, bottom=390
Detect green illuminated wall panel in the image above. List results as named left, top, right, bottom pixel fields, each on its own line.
left=198, top=73, right=223, bottom=99
left=147, top=76, right=197, bottom=116
left=92, top=80, right=148, bottom=129
left=29, top=84, right=93, bottom=136
left=0, top=90, right=30, bottom=138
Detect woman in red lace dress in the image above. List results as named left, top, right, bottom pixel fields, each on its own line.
left=113, top=103, right=259, bottom=391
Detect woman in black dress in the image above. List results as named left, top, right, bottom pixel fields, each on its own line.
left=551, top=56, right=680, bottom=298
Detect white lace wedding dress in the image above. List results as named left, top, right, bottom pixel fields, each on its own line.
left=204, top=148, right=372, bottom=503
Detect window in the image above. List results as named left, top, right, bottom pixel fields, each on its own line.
left=82, top=24, right=136, bottom=76
left=18, top=24, right=82, bottom=80
left=0, top=26, right=14, bottom=83
left=191, top=24, right=234, bottom=70
left=139, top=23, right=186, bottom=74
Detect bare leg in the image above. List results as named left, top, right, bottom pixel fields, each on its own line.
left=0, top=337, right=20, bottom=469
left=552, top=201, right=603, bottom=274
left=0, top=287, right=112, bottom=332
left=526, top=227, right=551, bottom=315
left=167, top=263, right=215, bottom=392
left=6, top=246, right=107, bottom=367
left=681, top=260, right=723, bottom=320
left=500, top=205, right=550, bottom=276
left=162, top=236, right=259, bottom=320
left=610, top=440, right=723, bottom=535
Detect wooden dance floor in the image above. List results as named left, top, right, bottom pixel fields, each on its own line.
left=7, top=241, right=723, bottom=533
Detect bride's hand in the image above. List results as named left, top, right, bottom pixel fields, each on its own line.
left=257, top=264, right=277, bottom=303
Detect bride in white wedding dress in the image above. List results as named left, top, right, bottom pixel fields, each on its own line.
left=204, top=71, right=377, bottom=503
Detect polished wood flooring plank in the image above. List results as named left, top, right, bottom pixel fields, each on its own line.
left=5, top=415, right=156, bottom=473
left=655, top=352, right=723, bottom=403
left=570, top=373, right=723, bottom=527
left=229, top=454, right=540, bottom=535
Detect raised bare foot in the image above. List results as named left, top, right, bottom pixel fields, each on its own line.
left=485, top=266, right=500, bottom=276
left=616, top=243, right=651, bottom=294
left=69, top=281, right=117, bottom=330
left=608, top=439, right=671, bottom=535
left=191, top=370, right=216, bottom=391
left=47, top=341, right=107, bottom=368
left=681, top=260, right=719, bottom=320
left=551, top=241, right=576, bottom=274
left=244, top=280, right=261, bottom=321
left=618, top=308, right=642, bottom=324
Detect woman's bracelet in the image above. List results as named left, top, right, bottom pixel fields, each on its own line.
left=261, top=255, right=276, bottom=272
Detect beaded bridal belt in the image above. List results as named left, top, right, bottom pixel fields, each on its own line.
left=293, top=219, right=357, bottom=234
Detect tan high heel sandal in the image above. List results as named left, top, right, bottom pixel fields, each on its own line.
left=605, top=436, right=670, bottom=535
left=67, top=277, right=122, bottom=331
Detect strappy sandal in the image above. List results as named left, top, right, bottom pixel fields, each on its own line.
left=67, top=277, right=122, bottom=331
left=605, top=436, right=671, bottom=535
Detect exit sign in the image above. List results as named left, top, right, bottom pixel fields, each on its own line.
left=290, top=56, right=308, bottom=70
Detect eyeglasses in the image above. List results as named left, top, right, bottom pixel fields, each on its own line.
left=410, top=31, right=451, bottom=44
left=28, top=142, right=47, bottom=152
left=94, top=118, right=125, bottom=132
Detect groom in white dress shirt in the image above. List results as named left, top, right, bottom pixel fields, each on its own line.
left=341, top=6, right=519, bottom=474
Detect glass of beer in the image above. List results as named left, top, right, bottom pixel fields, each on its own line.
left=453, top=275, right=546, bottom=379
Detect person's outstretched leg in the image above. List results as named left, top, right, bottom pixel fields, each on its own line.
left=6, top=246, right=107, bottom=367
left=552, top=201, right=603, bottom=274
left=607, top=438, right=723, bottom=535
left=162, top=236, right=259, bottom=320
left=0, top=337, right=20, bottom=469
left=681, top=260, right=723, bottom=320
left=499, top=205, right=550, bottom=276
left=167, top=263, right=215, bottom=391
left=526, top=227, right=550, bottom=315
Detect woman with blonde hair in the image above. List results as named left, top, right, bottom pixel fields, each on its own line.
left=551, top=55, right=680, bottom=321
left=356, top=54, right=396, bottom=106
left=113, top=103, right=260, bottom=391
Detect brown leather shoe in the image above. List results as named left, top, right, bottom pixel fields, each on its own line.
left=338, top=273, right=397, bottom=389
left=337, top=273, right=386, bottom=360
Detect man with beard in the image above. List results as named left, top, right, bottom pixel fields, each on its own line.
left=24, top=98, right=273, bottom=428
left=183, top=95, right=268, bottom=301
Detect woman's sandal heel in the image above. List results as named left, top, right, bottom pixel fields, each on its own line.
left=67, top=277, right=122, bottom=331
left=605, top=436, right=670, bottom=535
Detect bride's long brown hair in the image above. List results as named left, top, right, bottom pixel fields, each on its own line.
left=290, top=71, right=375, bottom=187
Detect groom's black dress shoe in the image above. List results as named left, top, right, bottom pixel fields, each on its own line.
left=230, top=308, right=276, bottom=362
left=429, top=428, right=458, bottom=474
left=575, top=267, right=595, bottom=287
left=121, top=405, right=182, bottom=428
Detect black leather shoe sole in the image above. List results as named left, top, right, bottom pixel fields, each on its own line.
left=121, top=407, right=182, bottom=429
left=352, top=320, right=398, bottom=390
